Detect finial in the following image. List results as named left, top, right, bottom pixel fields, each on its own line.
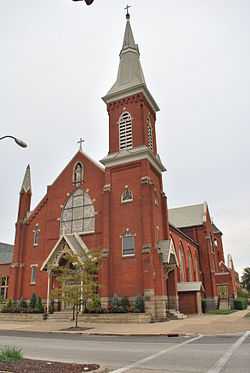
left=77, top=137, right=85, bottom=152
left=125, top=4, right=131, bottom=20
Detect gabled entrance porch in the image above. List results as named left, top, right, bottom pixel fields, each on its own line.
left=40, top=233, right=90, bottom=313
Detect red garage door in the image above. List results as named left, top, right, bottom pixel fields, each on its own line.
left=179, top=292, right=197, bottom=314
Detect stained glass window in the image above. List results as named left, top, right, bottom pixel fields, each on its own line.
left=179, top=244, right=185, bottom=282
left=60, top=188, right=95, bottom=235
left=188, top=253, right=194, bottom=281
left=121, top=187, right=133, bottom=203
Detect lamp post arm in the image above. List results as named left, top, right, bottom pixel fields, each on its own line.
left=0, top=135, right=28, bottom=148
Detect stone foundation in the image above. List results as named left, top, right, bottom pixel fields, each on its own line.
left=100, top=297, right=109, bottom=309
left=0, top=313, right=44, bottom=321
left=202, top=297, right=217, bottom=312
left=155, top=295, right=167, bottom=320
left=168, top=295, right=179, bottom=311
left=144, top=289, right=167, bottom=321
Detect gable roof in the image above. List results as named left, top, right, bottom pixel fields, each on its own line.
left=168, top=203, right=207, bottom=229
left=41, top=233, right=89, bottom=271
left=212, top=223, right=222, bottom=235
left=0, top=242, right=14, bottom=264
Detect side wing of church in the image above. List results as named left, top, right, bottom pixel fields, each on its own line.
left=1, top=12, right=239, bottom=320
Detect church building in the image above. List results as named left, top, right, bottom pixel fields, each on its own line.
left=1, top=12, right=238, bottom=320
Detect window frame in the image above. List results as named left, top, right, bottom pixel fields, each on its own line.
left=33, top=224, right=40, bottom=247
left=30, top=265, right=38, bottom=285
left=121, top=231, right=136, bottom=257
left=73, top=161, right=84, bottom=186
left=188, top=251, right=194, bottom=282
left=179, top=244, right=186, bottom=282
left=121, top=187, right=133, bottom=204
left=60, top=188, right=95, bottom=235
left=119, top=111, right=133, bottom=151
left=0, top=276, right=8, bottom=300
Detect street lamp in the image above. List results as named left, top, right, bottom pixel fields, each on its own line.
left=72, top=0, right=95, bottom=4
left=0, top=136, right=28, bottom=148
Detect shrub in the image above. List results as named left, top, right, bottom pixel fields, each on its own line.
left=234, top=297, right=248, bottom=310
left=18, top=297, right=28, bottom=313
left=86, top=295, right=102, bottom=313
left=237, top=288, right=249, bottom=298
left=110, top=295, right=124, bottom=313
left=29, top=293, right=37, bottom=310
left=0, top=346, right=23, bottom=362
left=133, top=295, right=144, bottom=313
left=2, top=299, right=14, bottom=313
left=34, top=297, right=44, bottom=313
left=121, top=296, right=130, bottom=313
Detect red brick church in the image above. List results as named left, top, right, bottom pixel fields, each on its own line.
left=0, top=13, right=239, bottom=320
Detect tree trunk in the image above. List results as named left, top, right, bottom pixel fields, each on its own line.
left=75, top=306, right=79, bottom=328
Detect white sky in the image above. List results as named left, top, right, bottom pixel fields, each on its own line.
left=0, top=1, right=249, bottom=276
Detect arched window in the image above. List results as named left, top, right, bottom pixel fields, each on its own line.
left=179, top=244, right=185, bottom=282
left=195, top=255, right=199, bottom=281
left=60, top=188, right=95, bottom=235
left=119, top=112, right=133, bottom=150
left=73, top=162, right=84, bottom=186
left=188, top=252, right=194, bottom=281
left=121, top=186, right=133, bottom=203
left=0, top=276, right=9, bottom=300
left=147, top=114, right=153, bottom=151
left=33, top=224, right=40, bottom=246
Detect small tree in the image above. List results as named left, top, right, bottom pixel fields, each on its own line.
left=241, top=267, right=250, bottom=293
left=51, top=251, right=100, bottom=328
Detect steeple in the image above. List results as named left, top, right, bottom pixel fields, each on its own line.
left=103, top=12, right=159, bottom=112
left=18, top=165, right=32, bottom=222
left=20, top=165, right=31, bottom=193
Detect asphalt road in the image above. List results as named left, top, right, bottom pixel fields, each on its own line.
left=0, top=331, right=249, bottom=372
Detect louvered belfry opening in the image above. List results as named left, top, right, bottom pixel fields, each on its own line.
left=119, top=111, right=133, bottom=150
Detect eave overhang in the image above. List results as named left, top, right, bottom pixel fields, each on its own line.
left=102, top=83, right=160, bottom=113
left=100, top=145, right=166, bottom=174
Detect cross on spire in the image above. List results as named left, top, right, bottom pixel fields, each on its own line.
left=125, top=4, right=131, bottom=19
left=77, top=137, right=85, bottom=152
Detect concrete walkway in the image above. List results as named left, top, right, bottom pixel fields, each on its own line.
left=0, top=309, right=249, bottom=336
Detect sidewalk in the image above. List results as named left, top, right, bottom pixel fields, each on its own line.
left=0, top=310, right=249, bottom=336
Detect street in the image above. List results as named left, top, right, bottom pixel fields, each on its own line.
left=0, top=331, right=249, bottom=372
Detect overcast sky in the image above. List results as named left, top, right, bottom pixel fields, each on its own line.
left=0, top=1, right=249, bottom=276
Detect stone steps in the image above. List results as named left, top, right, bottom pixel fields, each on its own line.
left=167, top=309, right=187, bottom=320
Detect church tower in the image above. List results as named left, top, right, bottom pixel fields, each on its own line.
left=100, top=11, right=169, bottom=320
left=8, top=165, right=32, bottom=300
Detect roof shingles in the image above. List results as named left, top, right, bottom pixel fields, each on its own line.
left=0, top=243, right=13, bottom=264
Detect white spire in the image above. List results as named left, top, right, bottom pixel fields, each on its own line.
left=20, top=165, right=31, bottom=193
left=103, top=13, right=159, bottom=112
left=122, top=15, right=137, bottom=50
